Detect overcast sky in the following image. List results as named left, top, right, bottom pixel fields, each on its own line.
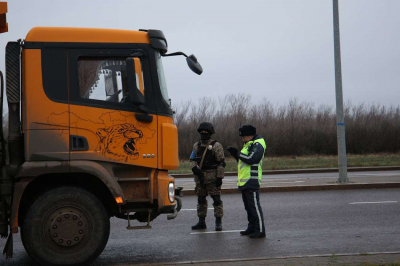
left=1, top=0, right=400, bottom=107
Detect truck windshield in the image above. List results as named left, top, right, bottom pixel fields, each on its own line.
left=155, top=51, right=170, bottom=106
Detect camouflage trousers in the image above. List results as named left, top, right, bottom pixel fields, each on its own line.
left=194, top=170, right=223, bottom=218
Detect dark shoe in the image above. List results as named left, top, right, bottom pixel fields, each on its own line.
left=249, top=231, right=266, bottom=238
left=191, top=217, right=207, bottom=230
left=215, top=217, right=222, bottom=231
left=240, top=229, right=255, bottom=235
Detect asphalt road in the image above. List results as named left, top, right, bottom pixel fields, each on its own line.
left=268, top=170, right=400, bottom=179
left=1, top=187, right=400, bottom=265
left=177, top=170, right=400, bottom=183
left=264, top=170, right=400, bottom=180
left=174, top=170, right=400, bottom=191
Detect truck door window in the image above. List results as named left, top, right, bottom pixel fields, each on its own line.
left=78, top=57, right=145, bottom=103
left=155, top=51, right=170, bottom=106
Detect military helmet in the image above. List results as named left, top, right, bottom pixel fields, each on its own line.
left=197, top=122, right=215, bottom=134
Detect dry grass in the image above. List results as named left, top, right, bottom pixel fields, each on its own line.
left=170, top=153, right=400, bottom=174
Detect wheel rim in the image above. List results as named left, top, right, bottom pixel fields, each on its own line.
left=47, top=208, right=88, bottom=248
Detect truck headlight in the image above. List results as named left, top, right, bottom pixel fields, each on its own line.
left=168, top=182, right=175, bottom=203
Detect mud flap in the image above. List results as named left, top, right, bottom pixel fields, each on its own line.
left=2, top=232, right=12, bottom=259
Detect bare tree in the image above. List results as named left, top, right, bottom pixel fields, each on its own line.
left=174, top=94, right=400, bottom=159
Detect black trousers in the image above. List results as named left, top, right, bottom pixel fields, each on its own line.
left=241, top=189, right=265, bottom=233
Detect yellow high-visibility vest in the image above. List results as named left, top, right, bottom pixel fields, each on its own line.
left=238, top=138, right=266, bottom=187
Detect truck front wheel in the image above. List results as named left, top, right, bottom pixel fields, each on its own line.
left=21, top=186, right=110, bottom=265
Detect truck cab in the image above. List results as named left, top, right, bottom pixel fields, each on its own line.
left=0, top=26, right=202, bottom=265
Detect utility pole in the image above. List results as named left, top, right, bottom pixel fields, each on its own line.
left=332, top=0, right=349, bottom=183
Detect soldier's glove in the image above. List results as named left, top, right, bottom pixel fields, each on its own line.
left=192, top=166, right=205, bottom=185
left=215, top=178, right=223, bottom=187
left=192, top=166, right=203, bottom=177
left=227, top=147, right=239, bottom=162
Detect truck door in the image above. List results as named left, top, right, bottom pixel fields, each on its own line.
left=23, top=47, right=70, bottom=162
left=68, top=49, right=158, bottom=168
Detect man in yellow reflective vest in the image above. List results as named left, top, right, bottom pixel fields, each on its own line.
left=227, top=125, right=266, bottom=238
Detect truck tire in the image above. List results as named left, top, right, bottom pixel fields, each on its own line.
left=21, top=186, right=110, bottom=266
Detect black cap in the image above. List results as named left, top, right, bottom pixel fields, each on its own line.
left=239, top=125, right=256, bottom=136
left=197, top=122, right=215, bottom=134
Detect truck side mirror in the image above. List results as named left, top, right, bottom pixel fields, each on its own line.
left=186, top=54, right=203, bottom=75
left=162, top=52, right=203, bottom=75
left=126, top=57, right=145, bottom=106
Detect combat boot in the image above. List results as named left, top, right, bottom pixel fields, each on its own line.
left=215, top=217, right=222, bottom=231
left=240, top=229, right=255, bottom=235
left=249, top=231, right=266, bottom=238
left=191, top=217, right=206, bottom=230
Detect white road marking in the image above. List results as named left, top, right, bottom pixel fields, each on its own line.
left=351, top=173, right=400, bottom=176
left=181, top=208, right=214, bottom=211
left=264, top=178, right=300, bottom=181
left=264, top=181, right=305, bottom=183
left=349, top=201, right=398, bottom=205
left=190, top=230, right=242, bottom=235
left=264, top=175, right=300, bottom=178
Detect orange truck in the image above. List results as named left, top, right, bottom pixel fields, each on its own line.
left=0, top=3, right=202, bottom=265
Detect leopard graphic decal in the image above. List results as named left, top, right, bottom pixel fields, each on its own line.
left=47, top=111, right=156, bottom=163
left=96, top=124, right=143, bottom=162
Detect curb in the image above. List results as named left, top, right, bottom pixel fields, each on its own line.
left=171, top=166, right=400, bottom=178
left=181, top=182, right=400, bottom=196
left=141, top=251, right=400, bottom=265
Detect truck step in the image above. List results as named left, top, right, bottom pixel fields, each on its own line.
left=126, top=225, right=152, bottom=230
left=126, top=209, right=152, bottom=230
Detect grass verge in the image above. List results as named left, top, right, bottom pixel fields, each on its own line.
left=170, top=153, right=400, bottom=174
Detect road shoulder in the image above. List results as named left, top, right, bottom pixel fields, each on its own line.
left=142, top=252, right=400, bottom=266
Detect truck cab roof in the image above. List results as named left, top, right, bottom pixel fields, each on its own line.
left=25, top=27, right=150, bottom=44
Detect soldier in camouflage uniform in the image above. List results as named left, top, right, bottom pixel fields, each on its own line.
left=190, top=122, right=225, bottom=231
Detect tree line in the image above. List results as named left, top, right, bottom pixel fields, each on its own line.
left=173, top=94, right=400, bottom=159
